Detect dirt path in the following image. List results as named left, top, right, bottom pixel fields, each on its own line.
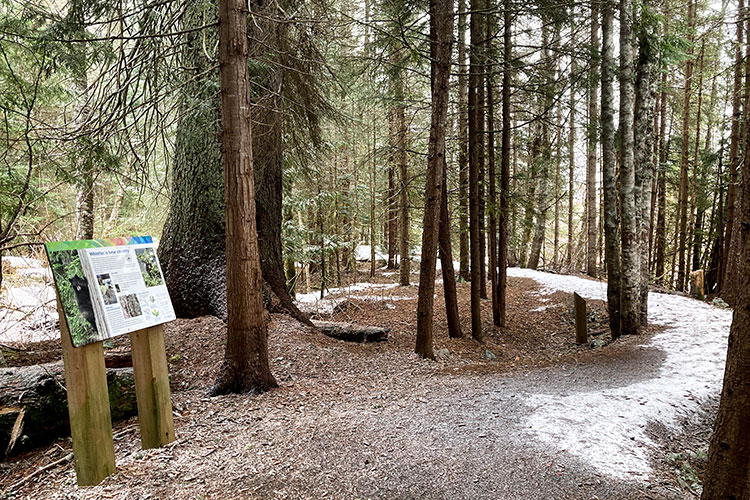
left=0, top=269, right=730, bottom=499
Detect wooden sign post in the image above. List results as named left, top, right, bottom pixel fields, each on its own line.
left=129, top=325, right=175, bottom=449
left=58, top=297, right=116, bottom=486
left=573, top=292, right=588, bottom=345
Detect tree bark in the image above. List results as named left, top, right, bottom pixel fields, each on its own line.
left=677, top=0, right=695, bottom=292
left=468, top=0, right=484, bottom=340
left=398, top=103, right=410, bottom=286
left=416, top=0, right=453, bottom=359
left=601, top=0, right=621, bottom=338
left=586, top=2, right=599, bottom=278
left=211, top=0, right=277, bottom=395
left=633, top=6, right=657, bottom=330
left=618, top=0, right=639, bottom=336
left=497, top=0, right=512, bottom=327
left=700, top=74, right=750, bottom=498
left=720, top=0, right=744, bottom=293
left=439, top=160, right=463, bottom=338
left=457, top=0, right=470, bottom=282
left=654, top=76, right=669, bottom=285
left=487, top=10, right=499, bottom=325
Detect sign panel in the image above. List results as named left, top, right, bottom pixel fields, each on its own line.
left=45, top=236, right=176, bottom=347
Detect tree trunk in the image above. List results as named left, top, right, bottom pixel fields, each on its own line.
left=211, top=0, right=277, bottom=395
left=158, top=2, right=309, bottom=326
left=677, top=0, right=695, bottom=292
left=654, top=77, right=669, bottom=285
left=586, top=2, right=599, bottom=278
left=439, top=160, right=463, bottom=338
left=388, top=109, right=398, bottom=269
left=720, top=0, right=744, bottom=293
left=618, top=0, right=638, bottom=336
left=398, top=104, right=410, bottom=286
left=416, top=0, right=453, bottom=359
left=567, top=40, right=576, bottom=270
left=633, top=7, right=657, bottom=330
left=487, top=11, right=499, bottom=325
left=457, top=0, right=470, bottom=282
left=497, top=0, right=512, bottom=327
left=601, top=0, right=621, bottom=338
left=468, top=0, right=484, bottom=340
left=700, top=77, right=750, bottom=498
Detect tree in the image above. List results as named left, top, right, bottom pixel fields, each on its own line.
left=457, top=0, right=471, bottom=282
left=211, top=0, right=277, bottom=395
left=586, top=1, right=599, bottom=278
left=415, top=0, right=454, bottom=359
left=468, top=0, right=484, bottom=340
left=496, top=0, right=512, bottom=327
left=700, top=49, right=750, bottom=493
left=601, top=0, right=621, bottom=338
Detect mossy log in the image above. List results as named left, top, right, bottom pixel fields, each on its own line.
left=312, top=321, right=389, bottom=343
left=0, top=362, right=137, bottom=459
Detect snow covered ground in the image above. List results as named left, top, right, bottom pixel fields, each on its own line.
left=1, top=256, right=58, bottom=343
left=509, top=267, right=732, bottom=480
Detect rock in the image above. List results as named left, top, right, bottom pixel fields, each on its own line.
left=484, top=349, right=496, bottom=360
left=712, top=297, right=730, bottom=308
left=312, top=321, right=389, bottom=343
left=436, top=348, right=450, bottom=359
left=589, top=339, right=607, bottom=349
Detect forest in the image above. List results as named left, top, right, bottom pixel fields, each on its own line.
left=1, top=0, right=750, bottom=497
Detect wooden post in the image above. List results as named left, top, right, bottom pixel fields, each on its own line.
left=574, top=292, right=588, bottom=344
left=58, top=298, right=116, bottom=486
left=128, top=325, right=175, bottom=449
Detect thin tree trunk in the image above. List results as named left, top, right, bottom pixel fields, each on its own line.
left=586, top=2, right=599, bottom=278
left=677, top=0, right=696, bottom=292
left=497, top=0, right=512, bottom=327
left=458, top=0, right=470, bottom=282
left=468, top=0, right=484, bottom=340
left=487, top=10, right=499, bottom=324
left=212, top=0, right=277, bottom=394
left=654, top=91, right=671, bottom=284
left=439, top=160, right=462, bottom=338
left=398, top=102, right=410, bottom=286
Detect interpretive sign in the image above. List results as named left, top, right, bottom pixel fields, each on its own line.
left=45, top=236, right=176, bottom=347
left=46, top=235, right=176, bottom=486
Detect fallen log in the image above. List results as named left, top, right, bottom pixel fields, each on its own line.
left=0, top=362, right=137, bottom=459
left=312, top=320, right=389, bottom=343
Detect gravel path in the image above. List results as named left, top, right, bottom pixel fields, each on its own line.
left=1, top=269, right=731, bottom=500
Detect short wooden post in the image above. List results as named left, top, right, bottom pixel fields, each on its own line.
left=129, top=324, right=175, bottom=449
left=58, top=298, right=116, bottom=486
left=573, top=292, right=587, bottom=344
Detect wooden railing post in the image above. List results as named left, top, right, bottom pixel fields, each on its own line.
left=574, top=292, right=588, bottom=345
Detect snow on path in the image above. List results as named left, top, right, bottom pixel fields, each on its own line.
left=508, top=267, right=732, bottom=480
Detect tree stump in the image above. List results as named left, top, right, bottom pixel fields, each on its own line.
left=574, top=293, right=587, bottom=344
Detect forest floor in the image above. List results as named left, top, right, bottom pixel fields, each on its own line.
left=0, top=260, right=733, bottom=499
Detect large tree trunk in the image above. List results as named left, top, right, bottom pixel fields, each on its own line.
left=700, top=62, right=750, bottom=496
left=457, top=0, right=470, bottom=282
left=496, top=0, right=512, bottom=327
left=158, top=3, right=309, bottom=326
left=601, top=0, right=621, bottom=338
left=211, top=0, right=277, bottom=395
left=468, top=0, right=484, bottom=340
left=586, top=3, right=599, bottom=278
left=415, top=0, right=453, bottom=359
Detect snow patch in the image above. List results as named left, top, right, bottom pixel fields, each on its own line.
left=510, top=267, right=732, bottom=480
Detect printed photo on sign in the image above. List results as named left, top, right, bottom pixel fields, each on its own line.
left=45, top=236, right=177, bottom=347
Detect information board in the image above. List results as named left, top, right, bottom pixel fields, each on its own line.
left=46, top=236, right=176, bottom=347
